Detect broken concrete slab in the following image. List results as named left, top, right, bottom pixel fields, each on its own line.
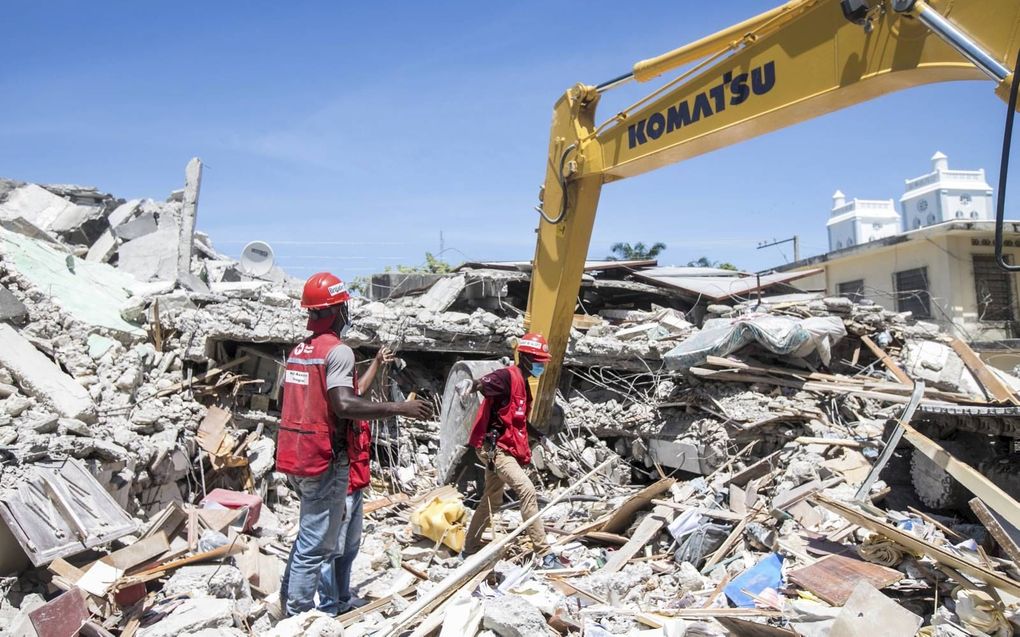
left=828, top=582, right=922, bottom=637
left=113, top=211, right=159, bottom=241
left=0, top=285, right=28, bottom=325
left=419, top=273, right=466, bottom=312
left=136, top=598, right=236, bottom=637
left=0, top=227, right=145, bottom=337
left=117, top=227, right=181, bottom=283
left=482, top=594, right=547, bottom=637
left=85, top=199, right=142, bottom=263
left=177, top=158, right=202, bottom=284
left=0, top=184, right=102, bottom=234
left=0, top=324, right=95, bottom=421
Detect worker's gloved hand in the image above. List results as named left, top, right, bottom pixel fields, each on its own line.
left=455, top=379, right=473, bottom=399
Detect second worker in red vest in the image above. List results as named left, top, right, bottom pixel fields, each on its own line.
left=278, top=273, right=432, bottom=617
left=458, top=332, right=553, bottom=556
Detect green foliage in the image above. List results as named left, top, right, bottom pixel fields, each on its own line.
left=606, top=241, right=667, bottom=261
left=687, top=256, right=738, bottom=271
left=384, top=252, right=453, bottom=274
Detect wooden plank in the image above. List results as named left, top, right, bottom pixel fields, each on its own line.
left=949, top=337, right=1020, bottom=405
left=688, top=368, right=942, bottom=406
left=103, top=532, right=169, bottom=571
left=813, top=495, right=1020, bottom=597
left=550, top=579, right=662, bottom=629
left=600, top=478, right=675, bottom=535
left=970, top=497, right=1020, bottom=570
left=788, top=554, right=901, bottom=605
left=794, top=437, right=871, bottom=448
left=702, top=517, right=748, bottom=573
left=601, top=505, right=673, bottom=574
left=727, top=451, right=781, bottom=488
left=650, top=501, right=747, bottom=522
left=155, top=355, right=250, bottom=398
left=364, top=493, right=410, bottom=515
left=378, top=458, right=618, bottom=637
left=855, top=383, right=923, bottom=500
left=860, top=335, right=912, bottom=385
left=901, top=421, right=1020, bottom=531
left=717, top=617, right=798, bottom=637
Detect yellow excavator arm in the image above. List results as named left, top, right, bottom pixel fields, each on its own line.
left=524, top=0, right=1020, bottom=426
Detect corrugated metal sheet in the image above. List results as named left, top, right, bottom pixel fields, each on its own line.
left=630, top=268, right=824, bottom=302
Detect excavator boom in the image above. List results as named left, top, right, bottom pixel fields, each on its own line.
left=524, top=0, right=1020, bottom=427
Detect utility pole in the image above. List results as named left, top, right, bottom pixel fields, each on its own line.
left=757, top=235, right=800, bottom=262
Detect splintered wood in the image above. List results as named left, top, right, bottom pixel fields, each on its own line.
left=788, top=554, right=902, bottom=605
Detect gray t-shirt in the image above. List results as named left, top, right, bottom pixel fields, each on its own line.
left=325, top=344, right=355, bottom=390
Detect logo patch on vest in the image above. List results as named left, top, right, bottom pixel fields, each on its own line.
left=285, top=370, right=309, bottom=385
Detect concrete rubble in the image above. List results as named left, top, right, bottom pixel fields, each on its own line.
left=1, top=166, right=1020, bottom=637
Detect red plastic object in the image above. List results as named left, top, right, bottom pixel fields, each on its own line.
left=200, top=489, right=262, bottom=532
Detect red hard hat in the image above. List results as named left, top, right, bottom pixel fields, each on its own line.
left=301, top=272, right=351, bottom=309
left=517, top=332, right=551, bottom=362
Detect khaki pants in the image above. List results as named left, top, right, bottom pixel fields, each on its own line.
left=463, top=448, right=545, bottom=554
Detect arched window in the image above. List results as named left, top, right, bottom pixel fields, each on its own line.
left=961, top=194, right=972, bottom=205
left=913, top=218, right=921, bottom=229
left=836, top=240, right=843, bottom=249
left=971, top=211, right=979, bottom=219
left=847, top=238, right=854, bottom=246
left=927, top=213, right=936, bottom=224
left=956, top=210, right=964, bottom=218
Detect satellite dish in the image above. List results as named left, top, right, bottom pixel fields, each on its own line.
left=239, top=240, right=275, bottom=277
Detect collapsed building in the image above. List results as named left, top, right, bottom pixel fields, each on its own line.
left=0, top=165, right=1019, bottom=637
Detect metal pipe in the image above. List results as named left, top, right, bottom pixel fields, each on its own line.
left=630, top=0, right=815, bottom=83
left=913, top=1, right=1010, bottom=82
left=595, top=71, right=635, bottom=93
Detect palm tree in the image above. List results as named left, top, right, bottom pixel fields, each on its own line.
left=687, top=256, right=738, bottom=271
left=607, top=241, right=667, bottom=261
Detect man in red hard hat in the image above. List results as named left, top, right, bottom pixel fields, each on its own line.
left=278, top=272, right=432, bottom=616
left=457, top=332, right=553, bottom=556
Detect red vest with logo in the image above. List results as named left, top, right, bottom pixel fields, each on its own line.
left=467, top=365, right=532, bottom=465
left=347, top=366, right=371, bottom=493
left=277, top=332, right=346, bottom=477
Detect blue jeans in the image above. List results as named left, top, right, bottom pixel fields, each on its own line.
left=318, top=489, right=364, bottom=614
left=280, top=458, right=349, bottom=616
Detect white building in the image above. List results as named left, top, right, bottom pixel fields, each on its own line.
left=826, top=190, right=900, bottom=251
left=899, top=151, right=994, bottom=231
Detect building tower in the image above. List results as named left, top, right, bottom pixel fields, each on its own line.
left=899, top=151, right=994, bottom=231
left=826, top=189, right=900, bottom=252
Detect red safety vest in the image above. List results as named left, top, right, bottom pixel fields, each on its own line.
left=467, top=365, right=532, bottom=465
left=347, top=366, right=371, bottom=493
left=277, top=332, right=347, bottom=477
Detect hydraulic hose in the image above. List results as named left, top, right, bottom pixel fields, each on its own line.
left=994, top=47, right=1020, bottom=271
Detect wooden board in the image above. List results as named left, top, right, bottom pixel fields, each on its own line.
left=949, top=337, right=1020, bottom=405
left=364, top=493, right=410, bottom=514
left=601, top=478, right=675, bottom=535
left=970, top=497, right=1020, bottom=570
left=788, top=554, right=901, bottom=605
left=901, top=421, right=1020, bottom=531
left=716, top=617, right=797, bottom=637
left=103, top=532, right=170, bottom=571
left=601, top=505, right=673, bottom=574
left=814, top=495, right=1020, bottom=597
left=860, top=335, right=912, bottom=385
left=728, top=451, right=781, bottom=488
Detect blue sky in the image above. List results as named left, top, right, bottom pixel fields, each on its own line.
left=0, top=2, right=1012, bottom=278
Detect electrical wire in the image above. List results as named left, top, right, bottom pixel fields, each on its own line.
left=994, top=45, right=1020, bottom=271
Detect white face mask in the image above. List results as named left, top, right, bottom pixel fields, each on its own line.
left=339, top=318, right=353, bottom=338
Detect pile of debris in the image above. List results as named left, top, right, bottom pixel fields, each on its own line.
left=1, top=166, right=1020, bottom=637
